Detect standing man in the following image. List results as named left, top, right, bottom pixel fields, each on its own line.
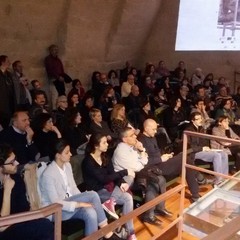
left=0, top=55, right=16, bottom=129
left=0, top=144, right=54, bottom=240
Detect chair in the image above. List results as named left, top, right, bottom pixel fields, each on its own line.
left=24, top=162, right=85, bottom=240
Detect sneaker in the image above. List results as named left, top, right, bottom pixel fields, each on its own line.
left=128, top=234, right=137, bottom=240
left=115, top=226, right=128, bottom=239
left=103, top=233, right=125, bottom=240
left=102, top=198, right=119, bottom=219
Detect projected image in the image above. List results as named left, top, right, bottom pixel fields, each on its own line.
left=175, top=0, right=240, bottom=51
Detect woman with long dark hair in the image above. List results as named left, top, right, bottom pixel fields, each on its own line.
left=82, top=134, right=136, bottom=240
left=40, top=139, right=121, bottom=239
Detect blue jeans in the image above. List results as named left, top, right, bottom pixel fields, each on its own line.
left=64, top=191, right=108, bottom=236
left=98, top=187, right=134, bottom=235
left=195, top=151, right=229, bottom=181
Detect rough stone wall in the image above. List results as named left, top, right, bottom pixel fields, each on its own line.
left=1, top=0, right=239, bottom=93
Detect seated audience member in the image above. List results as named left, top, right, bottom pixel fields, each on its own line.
left=111, top=104, right=140, bottom=137
left=33, top=113, right=62, bottom=161
left=153, top=87, right=169, bottom=111
left=62, top=107, right=88, bottom=156
left=80, top=94, right=94, bottom=131
left=120, top=61, right=132, bottom=85
left=0, top=144, right=54, bottom=240
left=124, top=85, right=141, bottom=127
left=94, top=73, right=110, bottom=103
left=191, top=68, right=205, bottom=88
left=186, top=112, right=229, bottom=186
left=163, top=98, right=188, bottom=142
left=39, top=139, right=121, bottom=239
left=44, top=44, right=72, bottom=96
left=68, top=79, right=85, bottom=102
left=144, top=64, right=160, bottom=84
left=30, top=79, right=48, bottom=105
left=91, top=71, right=101, bottom=91
left=82, top=134, right=137, bottom=240
left=0, top=55, right=16, bottom=129
left=112, top=127, right=170, bottom=226
left=121, top=74, right=135, bottom=97
left=138, top=119, right=200, bottom=202
left=233, top=86, right=240, bottom=108
left=29, top=90, right=49, bottom=120
left=140, top=75, right=155, bottom=99
left=67, top=91, right=80, bottom=108
left=211, top=116, right=240, bottom=171
left=12, top=60, right=32, bottom=110
left=191, top=98, right=215, bottom=131
left=89, top=108, right=117, bottom=140
left=194, top=85, right=212, bottom=111
left=52, top=95, right=68, bottom=131
left=0, top=111, right=39, bottom=165
left=156, top=60, right=171, bottom=78
left=130, top=67, right=141, bottom=86
left=98, top=85, right=119, bottom=122
left=215, top=85, right=235, bottom=108
left=215, top=98, right=240, bottom=135
left=203, top=73, right=214, bottom=97
left=177, top=85, right=192, bottom=118
left=108, top=69, right=120, bottom=94
left=173, top=60, right=187, bottom=79
left=159, top=76, right=175, bottom=100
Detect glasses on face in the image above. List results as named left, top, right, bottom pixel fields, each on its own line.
left=3, top=158, right=17, bottom=166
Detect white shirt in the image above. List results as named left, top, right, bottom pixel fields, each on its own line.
left=112, top=142, right=148, bottom=172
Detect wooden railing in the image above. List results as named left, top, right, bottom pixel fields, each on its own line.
left=83, top=130, right=240, bottom=240
left=0, top=203, right=62, bottom=240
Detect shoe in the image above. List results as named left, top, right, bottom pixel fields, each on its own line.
left=114, top=226, right=128, bottom=239
left=103, top=233, right=125, bottom=240
left=128, top=234, right=137, bottom=240
left=190, top=194, right=201, bottom=203
left=102, top=198, right=119, bottom=219
left=154, top=209, right=173, bottom=217
left=141, top=216, right=162, bottom=226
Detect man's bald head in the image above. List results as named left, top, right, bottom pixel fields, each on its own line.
left=131, top=85, right=139, bottom=96
left=143, top=119, right=158, bottom=137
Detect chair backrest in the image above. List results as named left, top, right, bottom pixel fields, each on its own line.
left=23, top=162, right=49, bottom=210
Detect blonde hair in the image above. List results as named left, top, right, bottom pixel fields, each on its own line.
left=111, top=103, right=125, bottom=120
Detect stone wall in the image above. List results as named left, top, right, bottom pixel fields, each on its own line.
left=1, top=0, right=239, bottom=94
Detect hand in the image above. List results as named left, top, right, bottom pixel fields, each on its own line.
left=134, top=140, right=144, bottom=151
left=3, top=175, right=15, bottom=193
left=127, top=169, right=135, bottom=178
left=120, top=183, right=129, bottom=192
left=134, top=129, right=140, bottom=136
left=202, top=146, right=210, bottom=151
left=161, top=153, right=172, bottom=162
left=77, top=202, right=93, bottom=208
left=25, top=126, right=34, bottom=143
left=51, top=126, right=62, bottom=138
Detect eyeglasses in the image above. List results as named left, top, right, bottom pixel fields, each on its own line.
left=3, top=158, right=17, bottom=166
left=194, top=118, right=202, bottom=121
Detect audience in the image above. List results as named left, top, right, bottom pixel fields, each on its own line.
left=82, top=134, right=136, bottom=240
left=0, top=144, right=54, bottom=240
left=40, top=139, right=121, bottom=239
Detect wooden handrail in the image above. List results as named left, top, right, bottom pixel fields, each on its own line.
left=0, top=203, right=62, bottom=240
left=83, top=184, right=184, bottom=240
left=81, top=131, right=240, bottom=240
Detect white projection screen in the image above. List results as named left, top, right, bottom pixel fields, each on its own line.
left=175, top=0, right=240, bottom=51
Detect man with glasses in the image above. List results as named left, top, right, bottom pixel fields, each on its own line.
left=0, top=144, right=54, bottom=240
left=112, top=127, right=169, bottom=226
left=187, top=112, right=229, bottom=186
